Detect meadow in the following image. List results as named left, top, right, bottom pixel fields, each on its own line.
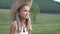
left=0, top=9, right=60, bottom=34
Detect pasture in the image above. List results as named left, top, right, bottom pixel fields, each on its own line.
left=0, top=9, right=60, bottom=34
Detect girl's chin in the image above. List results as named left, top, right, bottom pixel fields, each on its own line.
left=25, top=17, right=29, bottom=19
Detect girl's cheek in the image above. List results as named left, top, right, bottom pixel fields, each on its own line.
left=23, top=12, right=26, bottom=15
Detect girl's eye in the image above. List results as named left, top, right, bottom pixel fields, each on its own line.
left=23, top=10, right=28, bottom=11
left=24, top=10, right=30, bottom=12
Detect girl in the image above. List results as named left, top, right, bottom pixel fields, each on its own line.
left=10, top=4, right=32, bottom=34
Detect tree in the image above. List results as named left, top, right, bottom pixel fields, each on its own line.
left=30, top=2, right=40, bottom=23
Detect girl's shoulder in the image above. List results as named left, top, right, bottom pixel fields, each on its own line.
left=11, top=20, right=17, bottom=27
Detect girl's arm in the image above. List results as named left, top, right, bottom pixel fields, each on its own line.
left=28, top=30, right=31, bottom=34
left=10, top=22, right=16, bottom=34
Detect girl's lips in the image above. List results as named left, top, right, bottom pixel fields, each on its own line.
left=25, top=15, right=29, bottom=18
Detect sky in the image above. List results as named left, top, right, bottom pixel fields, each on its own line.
left=54, top=0, right=60, bottom=2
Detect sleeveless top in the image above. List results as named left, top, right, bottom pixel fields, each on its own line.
left=14, top=21, right=28, bottom=34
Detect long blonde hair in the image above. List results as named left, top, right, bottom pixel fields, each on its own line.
left=16, top=4, right=32, bottom=32
left=10, top=0, right=33, bottom=21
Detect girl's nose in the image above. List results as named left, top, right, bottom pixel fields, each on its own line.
left=26, top=12, right=29, bottom=15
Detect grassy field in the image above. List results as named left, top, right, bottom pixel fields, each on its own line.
left=0, top=9, right=60, bottom=34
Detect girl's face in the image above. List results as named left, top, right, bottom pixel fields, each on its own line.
left=19, top=6, right=30, bottom=19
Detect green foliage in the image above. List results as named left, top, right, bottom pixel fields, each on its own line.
left=30, top=2, right=40, bottom=23
left=34, top=0, right=60, bottom=13
left=31, top=2, right=40, bottom=13
left=0, top=0, right=60, bottom=13
left=0, top=0, right=16, bottom=9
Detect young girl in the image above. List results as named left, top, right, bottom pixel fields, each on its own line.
left=10, top=4, right=32, bottom=34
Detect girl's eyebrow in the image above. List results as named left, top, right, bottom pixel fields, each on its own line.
left=23, top=10, right=30, bottom=12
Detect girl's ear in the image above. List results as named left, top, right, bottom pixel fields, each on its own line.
left=16, top=11, right=19, bottom=16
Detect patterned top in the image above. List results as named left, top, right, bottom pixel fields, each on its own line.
left=14, top=21, right=28, bottom=34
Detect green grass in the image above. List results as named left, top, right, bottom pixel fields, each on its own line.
left=32, top=13, right=60, bottom=34
left=0, top=9, right=60, bottom=34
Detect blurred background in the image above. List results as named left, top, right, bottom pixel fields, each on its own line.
left=0, top=0, right=60, bottom=34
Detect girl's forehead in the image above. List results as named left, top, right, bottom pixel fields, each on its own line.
left=22, top=6, right=30, bottom=10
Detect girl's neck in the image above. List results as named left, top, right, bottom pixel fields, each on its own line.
left=20, top=17, right=26, bottom=26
